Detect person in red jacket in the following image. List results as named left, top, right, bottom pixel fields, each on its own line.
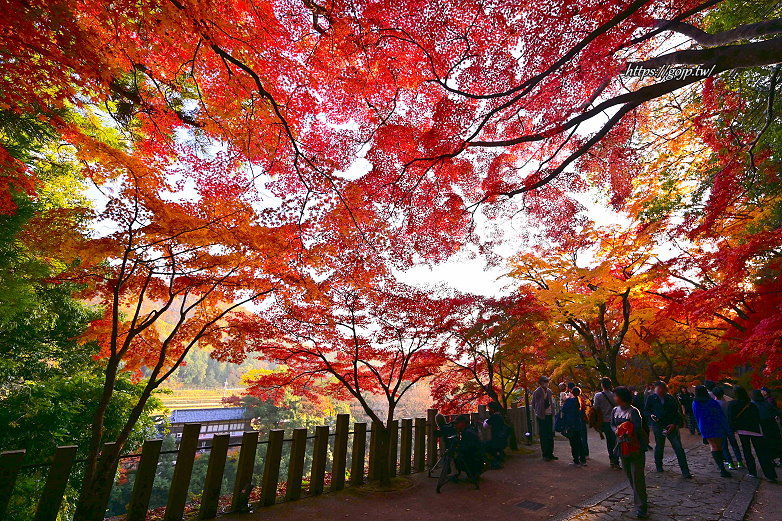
left=612, top=386, right=649, bottom=519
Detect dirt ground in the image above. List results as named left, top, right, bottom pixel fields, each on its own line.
left=221, top=430, right=634, bottom=521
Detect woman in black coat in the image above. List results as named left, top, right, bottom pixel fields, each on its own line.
left=751, top=389, right=782, bottom=463
left=728, top=386, right=778, bottom=482
left=561, top=387, right=588, bottom=466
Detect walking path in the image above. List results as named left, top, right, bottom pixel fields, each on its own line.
left=555, top=437, right=763, bottom=521
left=222, top=430, right=774, bottom=521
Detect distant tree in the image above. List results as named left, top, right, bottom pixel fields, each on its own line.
left=228, top=276, right=459, bottom=485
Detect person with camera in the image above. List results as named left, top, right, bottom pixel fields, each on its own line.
left=452, top=415, right=484, bottom=482
left=645, top=380, right=692, bottom=478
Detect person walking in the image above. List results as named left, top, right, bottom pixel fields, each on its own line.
left=676, top=386, right=698, bottom=435
left=532, top=376, right=557, bottom=461
left=692, top=385, right=732, bottom=477
left=752, top=389, right=782, bottom=464
left=594, top=377, right=621, bottom=469
left=728, top=386, right=778, bottom=482
left=645, top=381, right=692, bottom=478
left=562, top=386, right=588, bottom=466
left=612, top=386, right=649, bottom=519
left=713, top=387, right=743, bottom=469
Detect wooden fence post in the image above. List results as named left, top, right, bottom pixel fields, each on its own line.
left=387, top=420, right=398, bottom=478
left=310, top=425, right=329, bottom=495
left=414, top=417, right=426, bottom=472
left=164, top=423, right=201, bottom=521
left=331, top=414, right=350, bottom=491
left=33, top=445, right=77, bottom=521
left=478, top=404, right=487, bottom=419
left=400, top=419, right=412, bottom=475
left=260, top=430, right=284, bottom=507
left=350, top=423, right=367, bottom=486
left=514, top=407, right=526, bottom=442
left=285, top=428, right=308, bottom=501
left=231, top=431, right=259, bottom=513
left=426, top=409, right=437, bottom=468
left=0, top=450, right=26, bottom=519
left=199, top=434, right=230, bottom=519
left=126, top=439, right=163, bottom=521
left=368, top=421, right=380, bottom=481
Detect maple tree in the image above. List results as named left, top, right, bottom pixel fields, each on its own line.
left=1, top=1, right=781, bottom=518
left=613, top=6, right=782, bottom=383
left=508, top=221, right=666, bottom=384
left=67, top=172, right=294, bottom=517
left=4, top=1, right=780, bottom=253
left=223, top=274, right=460, bottom=485
left=430, top=294, right=547, bottom=449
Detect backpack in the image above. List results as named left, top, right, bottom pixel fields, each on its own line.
left=588, top=403, right=603, bottom=430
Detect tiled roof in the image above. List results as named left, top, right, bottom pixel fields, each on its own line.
left=170, top=407, right=247, bottom=424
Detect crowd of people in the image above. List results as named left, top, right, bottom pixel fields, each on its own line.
left=530, top=376, right=782, bottom=519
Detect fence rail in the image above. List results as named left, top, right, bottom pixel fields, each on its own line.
left=0, top=406, right=538, bottom=520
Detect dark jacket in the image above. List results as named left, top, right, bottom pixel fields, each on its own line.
left=632, top=392, right=645, bottom=413
left=753, top=400, right=778, bottom=421
left=485, top=412, right=509, bottom=449
left=645, top=393, right=683, bottom=431
left=727, top=399, right=762, bottom=434
left=561, top=396, right=586, bottom=434
left=454, top=426, right=484, bottom=476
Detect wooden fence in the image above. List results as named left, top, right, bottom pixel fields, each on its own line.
left=0, top=406, right=538, bottom=520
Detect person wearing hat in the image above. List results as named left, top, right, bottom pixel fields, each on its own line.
left=760, top=387, right=776, bottom=407
left=532, top=375, right=557, bottom=461
left=645, top=380, right=692, bottom=478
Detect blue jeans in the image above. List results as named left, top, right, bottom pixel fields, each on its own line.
left=722, top=432, right=743, bottom=464
left=653, top=426, right=690, bottom=475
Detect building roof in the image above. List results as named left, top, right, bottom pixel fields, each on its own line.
left=170, top=407, right=247, bottom=424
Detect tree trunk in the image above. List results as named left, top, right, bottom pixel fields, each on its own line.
left=374, top=424, right=392, bottom=486
left=73, top=359, right=120, bottom=521
left=74, top=369, right=160, bottom=519
left=503, top=409, right=519, bottom=451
